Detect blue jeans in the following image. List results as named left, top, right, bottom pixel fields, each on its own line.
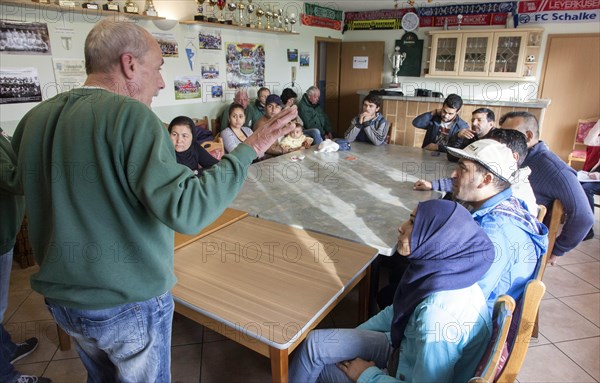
left=1, top=249, right=19, bottom=383
left=304, top=129, right=323, bottom=146
left=289, top=328, right=392, bottom=383
left=46, top=291, right=174, bottom=383
left=581, top=181, right=600, bottom=215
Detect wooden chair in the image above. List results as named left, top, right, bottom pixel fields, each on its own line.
left=192, top=115, right=209, bottom=132
left=495, top=279, right=547, bottom=383
left=567, top=117, right=598, bottom=169
left=385, top=122, right=394, bottom=144
left=468, top=295, right=516, bottom=383
left=211, top=117, right=221, bottom=136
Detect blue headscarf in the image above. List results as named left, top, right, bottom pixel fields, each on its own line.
left=390, top=200, right=494, bottom=348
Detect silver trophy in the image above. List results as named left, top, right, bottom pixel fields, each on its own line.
left=388, top=46, right=406, bottom=85
left=288, top=12, right=297, bottom=33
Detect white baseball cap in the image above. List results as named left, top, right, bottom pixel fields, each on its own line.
left=447, top=139, right=517, bottom=183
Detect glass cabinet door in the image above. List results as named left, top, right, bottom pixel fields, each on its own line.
left=458, top=33, right=492, bottom=76
left=489, top=32, right=527, bottom=77
left=430, top=34, right=462, bottom=75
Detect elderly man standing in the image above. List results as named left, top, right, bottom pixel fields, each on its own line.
left=500, top=111, right=594, bottom=265
left=298, top=85, right=331, bottom=143
left=220, top=89, right=250, bottom=131
left=447, top=140, right=548, bottom=313
left=11, top=20, right=296, bottom=382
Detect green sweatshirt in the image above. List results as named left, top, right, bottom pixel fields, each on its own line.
left=11, top=89, right=256, bottom=309
left=297, top=94, right=332, bottom=136
left=0, top=128, right=25, bottom=254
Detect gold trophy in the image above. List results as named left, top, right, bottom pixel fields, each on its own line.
left=194, top=0, right=206, bottom=21
left=236, top=2, right=245, bottom=27
left=102, top=0, right=120, bottom=11
left=207, top=0, right=218, bottom=22
left=143, top=0, right=157, bottom=16
left=255, top=7, right=264, bottom=29
left=265, top=5, right=272, bottom=30
left=124, top=0, right=139, bottom=14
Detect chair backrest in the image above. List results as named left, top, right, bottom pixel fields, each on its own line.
left=536, top=199, right=564, bottom=281
left=496, top=279, right=546, bottom=383
left=536, top=204, right=547, bottom=223
left=192, top=116, right=210, bottom=131
left=386, top=122, right=394, bottom=144
left=469, top=295, right=516, bottom=383
left=574, top=117, right=599, bottom=144
left=211, top=117, right=221, bottom=136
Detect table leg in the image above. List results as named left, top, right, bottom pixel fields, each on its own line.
left=368, top=255, right=382, bottom=316
left=358, top=265, right=371, bottom=323
left=269, top=347, right=288, bottom=383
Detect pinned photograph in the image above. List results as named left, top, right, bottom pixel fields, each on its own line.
left=300, top=52, right=310, bottom=67
left=211, top=85, right=223, bottom=98
left=152, top=32, right=179, bottom=57
left=225, top=42, right=265, bottom=89
left=174, top=76, right=202, bottom=100
left=1, top=67, right=42, bottom=104
left=201, top=63, right=219, bottom=79
left=0, top=21, right=51, bottom=55
left=199, top=30, right=221, bottom=50
left=287, top=48, right=298, bottom=62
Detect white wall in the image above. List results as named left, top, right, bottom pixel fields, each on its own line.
left=0, top=0, right=342, bottom=134
left=342, top=21, right=600, bottom=102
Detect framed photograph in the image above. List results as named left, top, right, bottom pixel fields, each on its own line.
left=199, top=30, right=222, bottom=50
left=287, top=48, right=298, bottom=62
left=174, top=76, right=201, bottom=100
left=211, top=85, right=223, bottom=98
left=0, top=21, right=51, bottom=55
left=0, top=67, right=42, bottom=104
left=300, top=52, right=310, bottom=67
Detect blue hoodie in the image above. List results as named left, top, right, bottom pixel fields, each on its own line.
left=473, top=188, right=548, bottom=313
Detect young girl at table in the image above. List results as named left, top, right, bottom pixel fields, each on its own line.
left=168, top=116, right=218, bottom=177
left=221, top=103, right=254, bottom=153
left=289, top=199, right=494, bottom=383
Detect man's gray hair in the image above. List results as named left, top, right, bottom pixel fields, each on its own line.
left=306, top=86, right=319, bottom=96
left=84, top=20, right=153, bottom=75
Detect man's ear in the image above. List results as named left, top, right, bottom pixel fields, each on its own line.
left=478, top=172, right=494, bottom=188
left=525, top=130, right=534, bottom=143
left=120, top=53, right=136, bottom=80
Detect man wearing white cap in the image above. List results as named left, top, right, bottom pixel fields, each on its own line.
left=447, top=139, right=548, bottom=313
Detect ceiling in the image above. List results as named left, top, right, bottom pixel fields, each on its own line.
left=308, top=0, right=509, bottom=13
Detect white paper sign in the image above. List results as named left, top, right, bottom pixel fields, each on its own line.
left=353, top=56, right=369, bottom=69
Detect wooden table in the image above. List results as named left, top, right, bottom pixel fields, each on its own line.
left=174, top=208, right=248, bottom=250
left=172, top=216, right=378, bottom=383
left=230, top=142, right=449, bottom=255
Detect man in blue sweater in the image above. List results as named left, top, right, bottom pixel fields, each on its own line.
left=500, top=111, right=594, bottom=266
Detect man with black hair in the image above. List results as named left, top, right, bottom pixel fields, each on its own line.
left=412, top=93, right=468, bottom=152
left=446, top=107, right=496, bottom=161
left=500, top=111, right=594, bottom=265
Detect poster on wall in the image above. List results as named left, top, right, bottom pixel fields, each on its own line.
left=287, top=49, right=298, bottom=62
left=225, top=42, right=265, bottom=89
left=52, top=59, right=86, bottom=92
left=0, top=67, right=42, bottom=104
left=0, top=21, right=51, bottom=55
left=174, top=75, right=202, bottom=100
left=152, top=32, right=178, bottom=57
left=201, top=63, right=219, bottom=79
left=300, top=52, right=310, bottom=67
left=199, top=30, right=222, bottom=50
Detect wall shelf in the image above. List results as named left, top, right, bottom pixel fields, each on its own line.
left=0, top=0, right=165, bottom=20
left=179, top=20, right=299, bottom=35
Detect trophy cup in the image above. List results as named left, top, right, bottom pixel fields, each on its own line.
left=457, top=14, right=463, bottom=30
left=388, top=46, right=406, bottom=87
left=216, top=0, right=226, bottom=23
left=82, top=0, right=99, bottom=9
left=265, top=6, right=272, bottom=30
left=288, top=12, right=296, bottom=33
left=233, top=1, right=245, bottom=26
left=32, top=0, right=50, bottom=4
left=207, top=0, right=218, bottom=22
left=226, top=2, right=237, bottom=25
left=276, top=8, right=284, bottom=30
left=124, top=0, right=139, bottom=14
left=194, top=0, right=206, bottom=21
left=246, top=0, right=254, bottom=27
left=143, top=0, right=157, bottom=16
left=255, top=7, right=264, bottom=29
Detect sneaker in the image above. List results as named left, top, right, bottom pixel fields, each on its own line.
left=583, top=228, right=595, bottom=241
left=10, top=337, right=39, bottom=364
left=16, top=376, right=52, bottom=383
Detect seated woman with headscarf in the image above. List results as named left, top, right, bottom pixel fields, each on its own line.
left=168, top=116, right=218, bottom=176
left=289, top=199, right=494, bottom=383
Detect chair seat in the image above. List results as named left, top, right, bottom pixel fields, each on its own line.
left=570, top=149, right=587, bottom=159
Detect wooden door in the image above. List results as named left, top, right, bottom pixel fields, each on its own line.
left=316, top=40, right=341, bottom=136
left=539, top=34, right=600, bottom=161
left=338, top=41, right=385, bottom=137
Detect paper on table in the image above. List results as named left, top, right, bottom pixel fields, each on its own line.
left=577, top=171, right=600, bottom=182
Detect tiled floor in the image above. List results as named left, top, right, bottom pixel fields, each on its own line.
left=5, top=209, right=599, bottom=382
